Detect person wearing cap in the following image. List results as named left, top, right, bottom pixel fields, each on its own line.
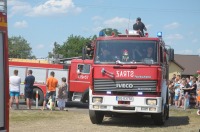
left=133, top=17, right=147, bottom=36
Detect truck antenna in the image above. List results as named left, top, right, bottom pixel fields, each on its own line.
left=128, top=14, right=131, bottom=30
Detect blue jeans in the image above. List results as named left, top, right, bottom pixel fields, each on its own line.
left=184, top=95, right=190, bottom=109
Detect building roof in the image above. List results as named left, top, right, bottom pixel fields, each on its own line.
left=174, top=54, right=200, bottom=75
left=171, top=60, right=184, bottom=70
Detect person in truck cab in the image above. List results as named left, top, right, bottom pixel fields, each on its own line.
left=132, top=46, right=143, bottom=61
left=99, top=47, right=112, bottom=62
left=144, top=47, right=154, bottom=59
left=133, top=17, right=147, bottom=36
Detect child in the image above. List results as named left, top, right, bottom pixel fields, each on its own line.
left=57, top=77, right=68, bottom=110
left=174, top=83, right=180, bottom=108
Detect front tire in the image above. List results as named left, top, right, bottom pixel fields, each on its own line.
left=89, top=110, right=104, bottom=124
left=152, top=104, right=167, bottom=125
left=152, top=112, right=165, bottom=125
left=81, top=88, right=89, bottom=103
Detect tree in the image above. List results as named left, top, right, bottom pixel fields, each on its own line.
left=50, top=35, right=91, bottom=58
left=100, top=28, right=121, bottom=36
left=8, top=36, right=34, bottom=59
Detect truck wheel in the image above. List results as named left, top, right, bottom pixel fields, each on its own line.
left=152, top=105, right=166, bottom=125
left=166, top=104, right=169, bottom=120
left=82, top=92, right=89, bottom=103
left=81, top=88, right=89, bottom=103
left=152, top=112, right=165, bottom=125
left=33, top=88, right=44, bottom=106
left=89, top=110, right=104, bottom=124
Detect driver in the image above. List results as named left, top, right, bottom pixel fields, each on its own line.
left=99, top=47, right=112, bottom=62
left=146, top=47, right=153, bottom=59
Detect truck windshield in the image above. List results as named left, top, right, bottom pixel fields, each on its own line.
left=94, top=40, right=158, bottom=64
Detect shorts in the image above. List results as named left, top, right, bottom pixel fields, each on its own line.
left=10, top=91, right=20, bottom=97
left=25, top=89, right=33, bottom=99
left=174, top=96, right=179, bottom=101
left=45, top=91, right=56, bottom=102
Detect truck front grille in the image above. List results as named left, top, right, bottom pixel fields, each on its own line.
left=94, top=79, right=157, bottom=93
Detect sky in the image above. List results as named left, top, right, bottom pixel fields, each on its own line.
left=7, top=0, right=200, bottom=58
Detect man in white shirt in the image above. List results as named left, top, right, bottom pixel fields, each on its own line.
left=9, top=70, right=21, bottom=109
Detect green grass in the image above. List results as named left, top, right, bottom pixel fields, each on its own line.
left=10, top=110, right=75, bottom=122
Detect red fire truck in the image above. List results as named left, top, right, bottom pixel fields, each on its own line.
left=0, top=0, right=9, bottom=131
left=88, top=30, right=174, bottom=125
left=9, top=59, right=92, bottom=106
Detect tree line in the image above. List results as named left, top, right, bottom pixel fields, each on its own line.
left=8, top=28, right=120, bottom=59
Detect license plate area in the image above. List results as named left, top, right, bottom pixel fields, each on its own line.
left=116, top=96, right=134, bottom=101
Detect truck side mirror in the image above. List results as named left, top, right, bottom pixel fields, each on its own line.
left=168, top=48, right=174, bottom=61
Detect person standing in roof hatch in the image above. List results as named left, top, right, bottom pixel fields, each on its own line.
left=133, top=17, right=147, bottom=36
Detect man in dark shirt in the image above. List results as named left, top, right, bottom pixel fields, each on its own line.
left=99, top=47, right=112, bottom=62
left=133, top=17, right=147, bottom=36
left=85, top=41, right=94, bottom=59
left=24, top=70, right=35, bottom=109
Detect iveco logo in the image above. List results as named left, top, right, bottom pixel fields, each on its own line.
left=116, top=83, right=134, bottom=88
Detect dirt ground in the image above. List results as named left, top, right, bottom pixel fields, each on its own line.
left=9, top=106, right=200, bottom=132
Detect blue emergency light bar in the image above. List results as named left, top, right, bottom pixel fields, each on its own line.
left=99, top=31, right=105, bottom=37
left=157, top=32, right=162, bottom=37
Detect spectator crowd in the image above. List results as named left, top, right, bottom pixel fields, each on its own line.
left=168, top=74, right=200, bottom=110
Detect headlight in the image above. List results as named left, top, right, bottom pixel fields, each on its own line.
left=146, top=99, right=157, bottom=105
left=92, top=97, right=103, bottom=103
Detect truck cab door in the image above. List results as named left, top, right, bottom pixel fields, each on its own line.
left=69, top=61, right=91, bottom=93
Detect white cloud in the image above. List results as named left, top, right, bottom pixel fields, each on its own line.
left=164, top=22, right=180, bottom=30
left=192, top=38, right=198, bottom=43
left=103, top=17, right=130, bottom=29
left=26, top=0, right=82, bottom=16
left=8, top=0, right=82, bottom=17
left=8, top=0, right=31, bottom=17
left=92, top=16, right=103, bottom=21
left=91, top=16, right=151, bottom=34
left=164, top=34, right=183, bottom=40
left=92, top=26, right=104, bottom=33
left=36, top=44, right=45, bottom=49
left=14, top=20, right=28, bottom=28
